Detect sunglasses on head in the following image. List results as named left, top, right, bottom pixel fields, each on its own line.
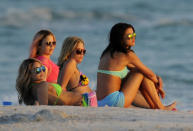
left=46, top=41, right=56, bottom=46
left=76, top=49, right=86, bottom=55
left=127, top=33, right=136, bottom=40
left=34, top=66, right=46, bottom=74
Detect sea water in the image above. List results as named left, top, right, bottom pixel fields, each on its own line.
left=1, top=0, right=193, bottom=110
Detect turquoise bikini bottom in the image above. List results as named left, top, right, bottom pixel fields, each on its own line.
left=98, top=91, right=125, bottom=107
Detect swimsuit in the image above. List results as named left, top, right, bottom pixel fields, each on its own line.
left=36, top=56, right=59, bottom=83
left=97, top=67, right=129, bottom=79
left=97, top=67, right=129, bottom=107
left=67, top=72, right=89, bottom=91
left=51, top=83, right=62, bottom=105
left=79, top=72, right=89, bottom=86
left=98, top=91, right=125, bottom=107
left=30, top=82, right=62, bottom=105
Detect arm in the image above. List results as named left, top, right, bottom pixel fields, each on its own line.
left=128, top=52, right=165, bottom=98
left=57, top=60, right=76, bottom=91
left=128, top=51, right=158, bottom=84
left=156, top=75, right=165, bottom=98
left=36, top=83, right=48, bottom=105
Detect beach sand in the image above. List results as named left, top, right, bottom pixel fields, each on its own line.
left=0, top=106, right=193, bottom=131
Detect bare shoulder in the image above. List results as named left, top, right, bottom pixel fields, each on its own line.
left=125, top=50, right=137, bottom=59
left=67, top=59, right=76, bottom=66
left=62, top=59, right=76, bottom=70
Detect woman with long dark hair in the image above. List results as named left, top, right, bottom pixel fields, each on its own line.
left=96, top=23, right=176, bottom=110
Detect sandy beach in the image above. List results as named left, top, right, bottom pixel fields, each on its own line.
left=0, top=106, right=193, bottom=131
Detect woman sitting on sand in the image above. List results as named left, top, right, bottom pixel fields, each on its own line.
left=57, top=36, right=97, bottom=106
left=29, top=30, right=59, bottom=83
left=96, top=23, right=176, bottom=110
left=16, top=58, right=83, bottom=105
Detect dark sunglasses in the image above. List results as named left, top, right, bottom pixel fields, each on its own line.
left=34, top=66, right=46, bottom=74
left=76, top=49, right=86, bottom=55
left=46, top=41, right=56, bottom=46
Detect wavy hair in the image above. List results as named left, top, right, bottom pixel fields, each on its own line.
left=29, top=29, right=56, bottom=58
left=16, top=58, right=41, bottom=105
left=100, top=23, right=135, bottom=58
left=57, top=36, right=84, bottom=68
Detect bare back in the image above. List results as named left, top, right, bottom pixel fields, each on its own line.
left=96, top=51, right=132, bottom=100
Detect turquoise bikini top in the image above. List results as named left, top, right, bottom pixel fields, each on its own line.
left=97, top=67, right=129, bottom=79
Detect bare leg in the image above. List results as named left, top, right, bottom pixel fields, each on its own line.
left=121, top=71, right=176, bottom=110
left=132, top=90, right=151, bottom=109
left=48, top=91, right=82, bottom=106
left=132, top=86, right=160, bottom=109
left=140, top=87, right=156, bottom=109
left=141, top=77, right=176, bottom=110
left=121, top=71, right=144, bottom=107
left=121, top=71, right=153, bottom=108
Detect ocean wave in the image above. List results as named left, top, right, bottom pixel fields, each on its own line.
left=0, top=8, right=52, bottom=27
left=0, top=7, right=137, bottom=28
left=153, top=18, right=193, bottom=28
left=162, top=72, right=193, bottom=85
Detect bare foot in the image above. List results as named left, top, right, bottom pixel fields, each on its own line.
left=164, top=101, right=176, bottom=111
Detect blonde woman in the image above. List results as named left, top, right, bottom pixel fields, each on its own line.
left=16, top=58, right=82, bottom=105
left=58, top=36, right=97, bottom=106
left=29, top=30, right=59, bottom=83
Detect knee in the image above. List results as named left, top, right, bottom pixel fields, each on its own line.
left=129, top=70, right=144, bottom=79
left=143, top=76, right=154, bottom=84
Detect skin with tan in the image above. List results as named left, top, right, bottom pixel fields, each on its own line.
left=58, top=42, right=92, bottom=94
left=31, top=62, right=47, bottom=83
left=97, top=27, right=176, bottom=110
left=31, top=61, right=82, bottom=105
left=31, top=62, right=48, bottom=104
left=38, top=35, right=56, bottom=58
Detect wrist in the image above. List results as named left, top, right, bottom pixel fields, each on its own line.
left=156, top=74, right=159, bottom=84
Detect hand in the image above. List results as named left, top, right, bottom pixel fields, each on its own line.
left=156, top=75, right=165, bottom=99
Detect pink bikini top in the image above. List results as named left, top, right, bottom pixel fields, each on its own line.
left=36, top=56, right=59, bottom=83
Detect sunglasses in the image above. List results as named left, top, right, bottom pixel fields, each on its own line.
left=127, top=33, right=136, bottom=40
left=46, top=41, right=56, bottom=46
left=33, top=66, right=46, bottom=74
left=76, top=49, right=86, bottom=55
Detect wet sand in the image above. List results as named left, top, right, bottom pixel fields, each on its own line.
left=0, top=106, right=193, bottom=131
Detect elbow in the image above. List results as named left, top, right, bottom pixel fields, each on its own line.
left=60, top=84, right=67, bottom=91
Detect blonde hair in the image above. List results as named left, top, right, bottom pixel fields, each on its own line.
left=57, top=36, right=84, bottom=67
left=29, top=29, right=56, bottom=58
left=16, top=58, right=41, bottom=105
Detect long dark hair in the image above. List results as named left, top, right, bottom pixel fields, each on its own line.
left=16, top=58, right=41, bottom=105
left=100, top=23, right=135, bottom=58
